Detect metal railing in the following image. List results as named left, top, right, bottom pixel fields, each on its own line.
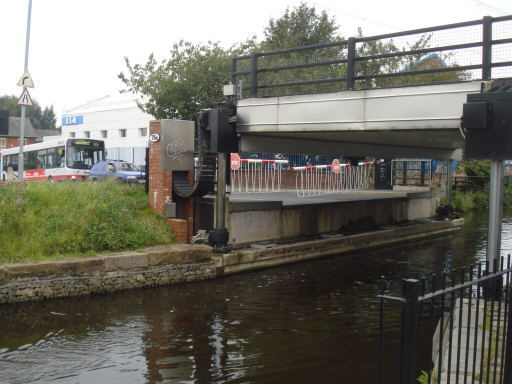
left=230, top=158, right=289, bottom=193
left=291, top=161, right=373, bottom=197
left=378, top=257, right=512, bottom=384
left=232, top=16, right=512, bottom=98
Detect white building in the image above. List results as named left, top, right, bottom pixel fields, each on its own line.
left=61, top=95, right=151, bottom=166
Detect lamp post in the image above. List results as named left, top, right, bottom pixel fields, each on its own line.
left=18, top=0, right=33, bottom=180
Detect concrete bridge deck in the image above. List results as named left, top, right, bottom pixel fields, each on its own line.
left=229, top=189, right=429, bottom=206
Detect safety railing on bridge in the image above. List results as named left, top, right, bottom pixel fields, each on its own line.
left=291, top=161, right=374, bottom=197
left=232, top=16, right=512, bottom=98
left=378, top=257, right=512, bottom=384
left=230, top=153, right=289, bottom=193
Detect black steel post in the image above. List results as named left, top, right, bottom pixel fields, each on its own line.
left=421, top=161, right=426, bottom=186
left=400, top=279, right=420, bottom=384
left=209, top=152, right=229, bottom=251
left=402, top=161, right=407, bottom=185
left=482, top=16, right=492, bottom=81
left=347, top=37, right=356, bottom=90
left=250, top=53, right=258, bottom=97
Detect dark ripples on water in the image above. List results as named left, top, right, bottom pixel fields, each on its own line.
left=1, top=210, right=511, bottom=383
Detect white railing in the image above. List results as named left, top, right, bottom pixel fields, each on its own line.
left=291, top=161, right=374, bottom=197
left=230, top=157, right=289, bottom=193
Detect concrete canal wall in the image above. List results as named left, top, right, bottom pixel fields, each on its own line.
left=0, top=219, right=462, bottom=304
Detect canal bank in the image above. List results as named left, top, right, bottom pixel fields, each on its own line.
left=0, top=218, right=462, bottom=304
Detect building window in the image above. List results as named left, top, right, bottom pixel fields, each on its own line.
left=0, top=138, right=6, bottom=150
left=139, top=127, right=147, bottom=137
left=101, top=130, right=107, bottom=138
left=70, top=132, right=75, bottom=138
left=119, top=129, right=127, bottom=138
left=84, top=131, right=90, bottom=138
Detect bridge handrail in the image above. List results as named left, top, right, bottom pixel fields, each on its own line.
left=232, top=15, right=512, bottom=98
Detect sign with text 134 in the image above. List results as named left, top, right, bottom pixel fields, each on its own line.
left=62, top=115, right=83, bottom=126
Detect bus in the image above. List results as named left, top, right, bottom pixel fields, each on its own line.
left=1, top=138, right=105, bottom=181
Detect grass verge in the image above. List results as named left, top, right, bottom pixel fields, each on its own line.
left=0, top=179, right=174, bottom=264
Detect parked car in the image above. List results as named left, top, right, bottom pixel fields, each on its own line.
left=90, top=160, right=145, bottom=183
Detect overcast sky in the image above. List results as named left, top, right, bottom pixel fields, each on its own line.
left=1, top=0, right=511, bottom=123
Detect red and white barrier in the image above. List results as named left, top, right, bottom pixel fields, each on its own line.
left=231, top=153, right=289, bottom=193
left=291, top=160, right=374, bottom=197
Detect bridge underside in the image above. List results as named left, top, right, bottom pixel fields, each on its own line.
left=236, top=82, right=485, bottom=159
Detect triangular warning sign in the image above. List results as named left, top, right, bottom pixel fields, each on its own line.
left=17, top=88, right=34, bottom=107
left=16, top=70, right=35, bottom=88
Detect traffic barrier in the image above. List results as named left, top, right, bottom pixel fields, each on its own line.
left=230, top=154, right=289, bottom=193
left=291, top=161, right=374, bottom=197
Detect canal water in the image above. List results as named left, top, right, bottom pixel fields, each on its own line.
left=1, top=210, right=512, bottom=384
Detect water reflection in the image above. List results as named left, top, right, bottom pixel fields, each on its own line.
left=1, top=210, right=511, bottom=383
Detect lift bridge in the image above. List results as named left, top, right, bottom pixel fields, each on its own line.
left=163, top=16, right=512, bottom=249
left=229, top=15, right=512, bottom=160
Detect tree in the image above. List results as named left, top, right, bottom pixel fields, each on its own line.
left=119, top=41, right=242, bottom=121
left=118, top=3, right=339, bottom=119
left=0, top=95, right=58, bottom=130
left=40, top=105, right=57, bottom=131
left=261, top=3, right=341, bottom=50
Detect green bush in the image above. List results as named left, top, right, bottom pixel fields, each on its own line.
left=450, top=184, right=512, bottom=213
left=0, top=179, right=174, bottom=264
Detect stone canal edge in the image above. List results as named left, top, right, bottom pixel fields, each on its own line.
left=0, top=219, right=463, bottom=304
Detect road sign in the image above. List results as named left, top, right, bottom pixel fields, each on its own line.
left=331, top=158, right=341, bottom=174
left=17, top=87, right=34, bottom=107
left=231, top=153, right=241, bottom=170
left=16, top=70, right=34, bottom=88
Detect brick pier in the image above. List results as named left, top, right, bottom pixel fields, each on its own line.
left=148, top=120, right=194, bottom=243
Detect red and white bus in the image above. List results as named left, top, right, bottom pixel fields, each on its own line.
left=1, top=138, right=105, bottom=181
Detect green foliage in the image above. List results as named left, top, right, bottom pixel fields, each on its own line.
left=0, top=95, right=58, bottom=130
left=451, top=184, right=512, bottom=213
left=462, top=159, right=490, bottom=187
left=119, top=41, right=249, bottom=120
left=417, top=370, right=437, bottom=384
left=261, top=2, right=341, bottom=50
left=0, top=180, right=174, bottom=264
left=119, top=3, right=340, bottom=119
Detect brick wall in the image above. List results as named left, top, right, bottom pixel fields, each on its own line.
left=148, top=120, right=195, bottom=244
left=1, top=137, right=37, bottom=150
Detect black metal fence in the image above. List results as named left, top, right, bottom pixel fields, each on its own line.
left=378, top=256, right=512, bottom=384
left=392, top=160, right=432, bottom=186
left=232, top=16, right=512, bottom=98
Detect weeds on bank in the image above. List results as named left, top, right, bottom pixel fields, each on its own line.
left=417, top=369, right=437, bottom=384
left=449, top=184, right=512, bottom=213
left=0, top=179, right=174, bottom=264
